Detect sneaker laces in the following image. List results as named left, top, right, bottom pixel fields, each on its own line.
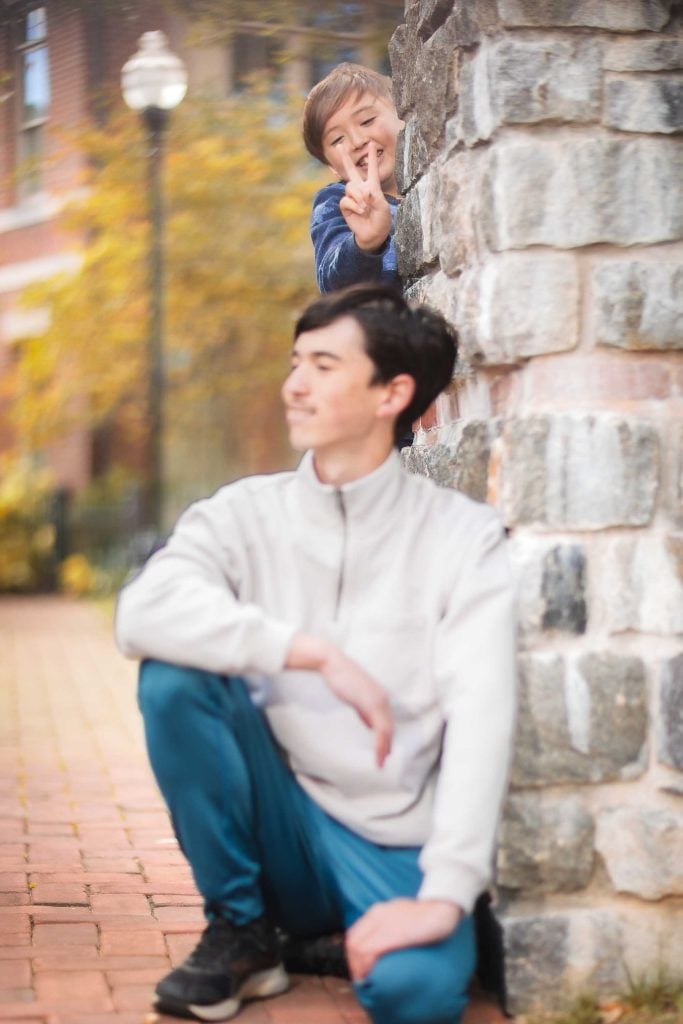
left=186, top=919, right=245, bottom=970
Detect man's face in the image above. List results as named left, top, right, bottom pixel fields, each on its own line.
left=321, top=90, right=403, bottom=197
left=282, top=316, right=387, bottom=454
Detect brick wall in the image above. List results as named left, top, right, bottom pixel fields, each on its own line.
left=391, top=0, right=683, bottom=1010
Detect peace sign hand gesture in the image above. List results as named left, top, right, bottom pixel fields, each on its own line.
left=338, top=142, right=393, bottom=254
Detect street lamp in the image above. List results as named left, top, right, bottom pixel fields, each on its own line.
left=121, top=31, right=187, bottom=539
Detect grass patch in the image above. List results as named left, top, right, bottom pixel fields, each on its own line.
left=518, top=972, right=683, bottom=1024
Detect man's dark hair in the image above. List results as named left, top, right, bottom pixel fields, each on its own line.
left=294, top=284, right=458, bottom=442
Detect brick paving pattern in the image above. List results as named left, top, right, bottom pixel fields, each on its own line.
left=0, top=596, right=506, bottom=1024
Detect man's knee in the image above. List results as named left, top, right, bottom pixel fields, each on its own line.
left=355, top=925, right=475, bottom=1024
left=138, top=660, right=254, bottom=731
left=138, top=659, right=209, bottom=718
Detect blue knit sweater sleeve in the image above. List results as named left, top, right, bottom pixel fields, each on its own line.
left=310, top=182, right=400, bottom=294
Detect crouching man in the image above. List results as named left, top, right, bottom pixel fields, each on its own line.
left=115, top=284, right=517, bottom=1024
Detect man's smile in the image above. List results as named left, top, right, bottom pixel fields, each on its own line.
left=285, top=405, right=315, bottom=421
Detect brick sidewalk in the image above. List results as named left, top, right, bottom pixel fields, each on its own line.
left=0, top=596, right=506, bottom=1024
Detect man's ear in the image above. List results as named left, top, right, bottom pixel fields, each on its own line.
left=376, top=374, right=415, bottom=422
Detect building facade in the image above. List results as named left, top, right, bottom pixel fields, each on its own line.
left=0, top=1, right=181, bottom=489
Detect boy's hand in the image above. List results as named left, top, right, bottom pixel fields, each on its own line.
left=285, top=632, right=393, bottom=768
left=339, top=142, right=394, bottom=254
left=345, top=899, right=462, bottom=981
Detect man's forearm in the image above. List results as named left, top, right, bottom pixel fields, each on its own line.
left=284, top=631, right=332, bottom=671
left=285, top=632, right=393, bottom=767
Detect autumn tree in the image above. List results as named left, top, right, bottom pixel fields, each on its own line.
left=168, top=1, right=403, bottom=57
left=13, top=83, right=328, bottom=518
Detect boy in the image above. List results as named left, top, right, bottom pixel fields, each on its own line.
left=303, top=63, right=402, bottom=293
left=115, top=284, right=517, bottom=1024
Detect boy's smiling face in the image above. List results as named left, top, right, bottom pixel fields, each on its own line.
left=321, top=90, right=403, bottom=197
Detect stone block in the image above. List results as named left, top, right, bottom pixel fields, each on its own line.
left=498, top=0, right=674, bottom=32
left=395, top=187, right=424, bottom=281
left=666, top=423, right=683, bottom=528
left=460, top=39, right=601, bottom=144
left=415, top=0, right=455, bottom=41
left=396, top=117, right=430, bottom=192
left=494, top=38, right=601, bottom=124
left=513, top=652, right=648, bottom=787
left=659, top=654, right=683, bottom=770
left=457, top=254, right=579, bottom=365
left=511, top=537, right=588, bottom=639
left=523, top=350, right=671, bottom=407
left=567, top=912, right=627, bottom=993
left=501, top=415, right=660, bottom=529
left=388, top=23, right=419, bottom=119
left=504, top=910, right=629, bottom=1012
left=405, top=269, right=458, bottom=320
left=503, top=915, right=570, bottom=1010
left=593, top=261, right=683, bottom=350
left=605, top=75, right=683, bottom=133
left=481, top=138, right=683, bottom=250
left=603, top=534, right=683, bottom=635
left=403, top=421, right=492, bottom=502
left=437, top=151, right=482, bottom=275
left=394, top=3, right=489, bottom=125
left=595, top=805, right=683, bottom=899
left=456, top=48, right=497, bottom=146
left=417, top=171, right=439, bottom=266
left=540, top=547, right=588, bottom=633
left=411, top=15, right=462, bottom=157
left=498, top=794, right=594, bottom=893
left=618, top=906, right=683, bottom=984
left=396, top=171, right=439, bottom=278
left=604, top=39, right=683, bottom=72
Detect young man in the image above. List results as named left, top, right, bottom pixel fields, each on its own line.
left=115, top=284, right=517, bottom=1024
left=303, top=63, right=403, bottom=293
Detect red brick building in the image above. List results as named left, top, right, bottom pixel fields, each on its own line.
left=0, top=2, right=184, bottom=489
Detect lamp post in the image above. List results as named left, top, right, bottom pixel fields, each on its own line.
left=121, top=31, right=187, bottom=538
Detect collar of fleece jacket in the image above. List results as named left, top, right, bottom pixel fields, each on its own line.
left=294, top=448, right=407, bottom=528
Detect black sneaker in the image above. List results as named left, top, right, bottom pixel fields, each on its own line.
left=279, top=930, right=349, bottom=979
left=154, top=915, right=289, bottom=1021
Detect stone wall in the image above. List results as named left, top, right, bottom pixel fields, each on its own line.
left=390, top=0, right=683, bottom=1011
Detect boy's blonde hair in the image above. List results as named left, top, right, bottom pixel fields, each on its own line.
left=302, top=62, right=395, bottom=164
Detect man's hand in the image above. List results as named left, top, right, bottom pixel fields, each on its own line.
left=339, top=142, right=393, bottom=253
left=285, top=633, right=393, bottom=767
left=345, top=899, right=462, bottom=981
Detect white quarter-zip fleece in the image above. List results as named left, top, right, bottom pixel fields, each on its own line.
left=115, top=450, right=517, bottom=913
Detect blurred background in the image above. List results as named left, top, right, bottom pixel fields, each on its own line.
left=0, top=0, right=403, bottom=598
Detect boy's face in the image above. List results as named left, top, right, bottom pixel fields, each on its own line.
left=282, top=316, right=390, bottom=455
left=321, top=91, right=403, bottom=196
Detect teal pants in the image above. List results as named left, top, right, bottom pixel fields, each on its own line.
left=138, top=660, right=476, bottom=1024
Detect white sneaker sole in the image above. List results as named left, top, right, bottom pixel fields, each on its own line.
left=186, top=964, right=290, bottom=1021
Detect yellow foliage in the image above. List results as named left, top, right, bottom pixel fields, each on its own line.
left=0, top=456, right=55, bottom=592
left=14, top=85, right=329, bottom=478
left=58, top=554, right=106, bottom=597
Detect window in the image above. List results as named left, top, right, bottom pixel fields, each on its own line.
left=231, top=32, right=283, bottom=90
left=16, top=5, right=49, bottom=196
left=225, top=4, right=402, bottom=96
left=308, top=5, right=361, bottom=85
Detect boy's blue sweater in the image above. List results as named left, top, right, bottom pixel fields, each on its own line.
left=310, top=181, right=400, bottom=294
